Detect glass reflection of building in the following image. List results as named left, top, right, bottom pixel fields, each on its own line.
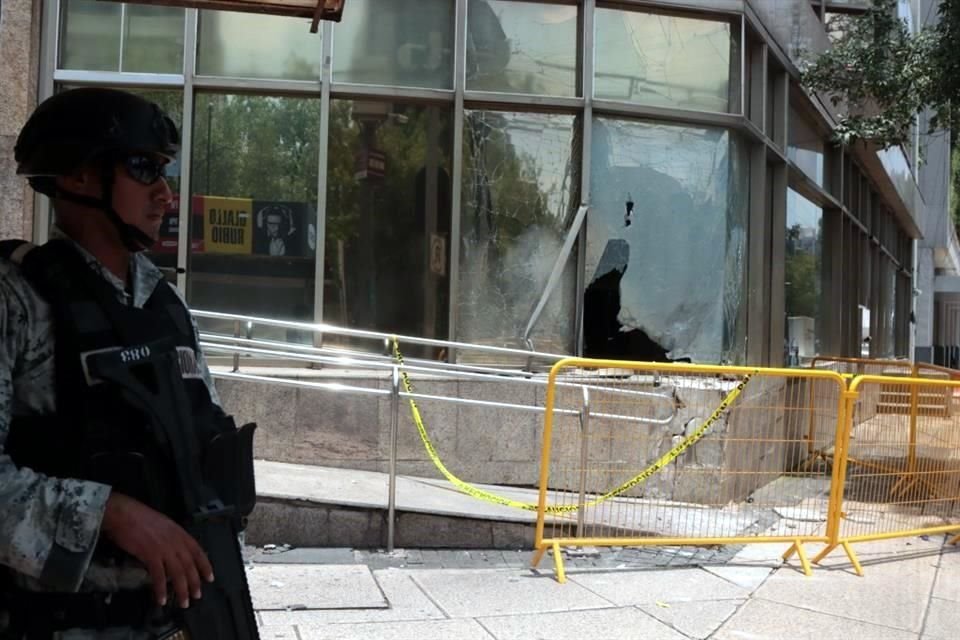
left=32, top=0, right=923, bottom=364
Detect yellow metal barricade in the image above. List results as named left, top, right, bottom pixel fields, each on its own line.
left=803, top=358, right=958, bottom=471
left=814, top=375, right=960, bottom=574
left=802, top=357, right=913, bottom=470
left=533, top=358, right=848, bottom=582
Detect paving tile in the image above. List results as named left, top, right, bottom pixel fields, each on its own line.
left=296, top=618, right=494, bottom=640
left=478, top=606, right=686, bottom=640
left=702, top=565, right=774, bottom=591
left=753, top=542, right=938, bottom=633
left=932, top=546, right=960, bottom=602
left=248, top=564, right=387, bottom=611
left=637, top=599, right=744, bottom=639
left=259, top=568, right=445, bottom=626
left=410, top=568, right=612, bottom=617
left=568, top=567, right=749, bottom=606
left=714, top=598, right=918, bottom=640
left=922, top=597, right=960, bottom=640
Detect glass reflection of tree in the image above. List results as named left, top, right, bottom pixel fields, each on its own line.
left=324, top=101, right=453, bottom=342
left=784, top=215, right=823, bottom=359
left=193, top=95, right=320, bottom=203
left=785, top=223, right=819, bottom=320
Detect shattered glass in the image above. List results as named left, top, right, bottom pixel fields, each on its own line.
left=458, top=110, right=580, bottom=356
left=586, top=118, right=747, bottom=364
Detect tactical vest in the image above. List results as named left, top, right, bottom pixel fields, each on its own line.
left=0, top=239, right=258, bottom=639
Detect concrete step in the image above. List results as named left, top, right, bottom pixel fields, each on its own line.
left=246, top=461, right=771, bottom=550
left=247, top=460, right=541, bottom=550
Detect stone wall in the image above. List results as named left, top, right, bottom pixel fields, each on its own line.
left=219, top=368, right=843, bottom=506
left=0, top=0, right=41, bottom=242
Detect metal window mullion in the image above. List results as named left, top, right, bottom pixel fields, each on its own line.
left=34, top=0, right=61, bottom=245
left=313, top=21, right=333, bottom=337
left=462, top=91, right=583, bottom=110
left=118, top=3, right=127, bottom=73
left=331, top=82, right=453, bottom=102
left=447, top=0, right=467, bottom=352
left=737, top=13, right=746, bottom=116
left=194, top=75, right=323, bottom=94
left=53, top=70, right=185, bottom=87
left=176, top=9, right=198, bottom=293
left=576, top=0, right=595, bottom=357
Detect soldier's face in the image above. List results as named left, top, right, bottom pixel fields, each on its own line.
left=111, top=154, right=174, bottom=243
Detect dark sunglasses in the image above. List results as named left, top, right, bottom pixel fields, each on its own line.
left=121, top=154, right=168, bottom=186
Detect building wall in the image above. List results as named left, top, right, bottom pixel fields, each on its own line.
left=0, top=0, right=41, bottom=242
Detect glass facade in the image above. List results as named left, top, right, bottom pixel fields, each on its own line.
left=466, top=1, right=578, bottom=96
left=325, top=100, right=453, bottom=347
left=197, top=11, right=322, bottom=80
left=586, top=120, right=747, bottom=363
left=333, top=0, right=454, bottom=88
left=784, top=189, right=822, bottom=364
left=594, top=9, right=733, bottom=112
left=458, top=109, right=579, bottom=355
left=40, top=0, right=917, bottom=365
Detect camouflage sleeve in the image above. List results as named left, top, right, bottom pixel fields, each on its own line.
left=165, top=282, right=222, bottom=407
left=0, top=269, right=111, bottom=591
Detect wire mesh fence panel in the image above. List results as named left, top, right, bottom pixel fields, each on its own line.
left=536, top=361, right=847, bottom=566
left=837, top=376, right=960, bottom=543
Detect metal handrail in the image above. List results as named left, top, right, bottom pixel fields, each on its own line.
left=193, top=309, right=566, bottom=363
left=201, top=335, right=680, bottom=405
left=196, top=310, right=692, bottom=552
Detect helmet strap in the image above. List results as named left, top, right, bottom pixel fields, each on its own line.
left=54, top=164, right=155, bottom=253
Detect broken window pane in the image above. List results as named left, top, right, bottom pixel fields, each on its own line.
left=594, top=9, right=733, bottom=112
left=458, top=110, right=580, bottom=357
left=785, top=189, right=823, bottom=365
left=466, top=0, right=578, bottom=97
left=586, top=118, right=747, bottom=364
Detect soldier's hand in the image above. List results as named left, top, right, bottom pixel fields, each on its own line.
left=101, top=492, right=215, bottom=608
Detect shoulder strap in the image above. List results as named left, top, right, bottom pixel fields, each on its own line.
left=0, top=239, right=35, bottom=265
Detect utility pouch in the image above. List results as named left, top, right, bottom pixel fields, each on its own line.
left=203, top=421, right=257, bottom=523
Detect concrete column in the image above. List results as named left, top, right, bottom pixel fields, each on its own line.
left=914, top=247, right=935, bottom=361
left=0, top=0, right=42, bottom=241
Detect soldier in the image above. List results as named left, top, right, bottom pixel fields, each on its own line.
left=0, top=88, right=258, bottom=639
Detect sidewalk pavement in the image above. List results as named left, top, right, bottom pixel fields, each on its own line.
left=247, top=534, right=960, bottom=639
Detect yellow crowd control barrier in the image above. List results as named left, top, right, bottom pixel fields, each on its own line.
left=532, top=359, right=848, bottom=582
left=803, top=357, right=956, bottom=474
left=813, top=374, right=960, bottom=575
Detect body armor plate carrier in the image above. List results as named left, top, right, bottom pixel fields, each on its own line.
left=0, top=239, right=259, bottom=639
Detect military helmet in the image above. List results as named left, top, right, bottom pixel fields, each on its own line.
left=14, top=88, right=179, bottom=252
left=15, top=88, right=179, bottom=191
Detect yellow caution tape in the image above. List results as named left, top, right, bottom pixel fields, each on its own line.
left=392, top=337, right=753, bottom=514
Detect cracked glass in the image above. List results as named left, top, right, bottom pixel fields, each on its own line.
left=466, top=0, right=578, bottom=97
left=594, top=9, right=733, bottom=112
left=458, top=110, right=580, bottom=356
left=586, top=118, right=747, bottom=364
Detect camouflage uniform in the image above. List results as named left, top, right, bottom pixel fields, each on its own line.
left=0, top=230, right=219, bottom=639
